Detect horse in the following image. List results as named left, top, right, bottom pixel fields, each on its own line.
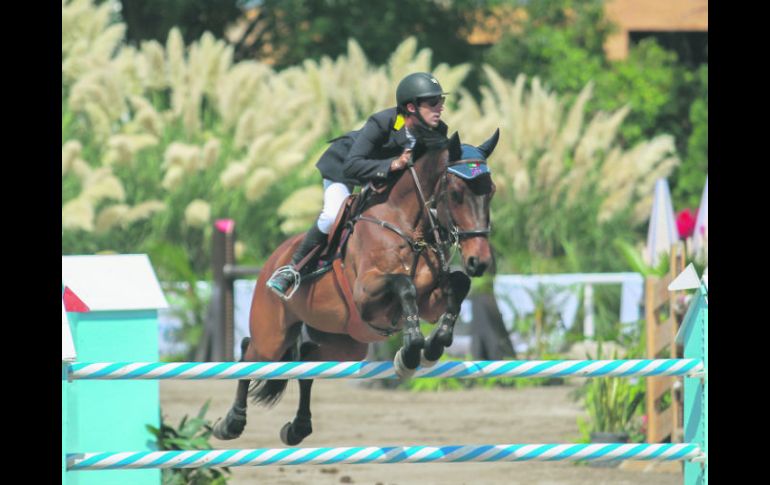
left=213, top=127, right=499, bottom=446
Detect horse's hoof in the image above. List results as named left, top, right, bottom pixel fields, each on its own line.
left=212, top=406, right=247, bottom=440
left=422, top=335, right=445, bottom=363
left=212, top=415, right=245, bottom=441
left=394, top=348, right=417, bottom=379
left=420, top=350, right=439, bottom=368
left=280, top=421, right=312, bottom=446
left=434, top=323, right=454, bottom=348
left=437, top=334, right=454, bottom=348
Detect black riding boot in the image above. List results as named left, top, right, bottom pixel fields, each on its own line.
left=267, top=225, right=328, bottom=299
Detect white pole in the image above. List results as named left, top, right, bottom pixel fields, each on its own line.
left=583, top=283, right=594, bottom=340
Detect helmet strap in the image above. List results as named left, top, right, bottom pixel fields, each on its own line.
left=407, top=100, right=432, bottom=130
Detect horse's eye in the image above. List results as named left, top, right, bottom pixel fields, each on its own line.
left=451, top=189, right=463, bottom=203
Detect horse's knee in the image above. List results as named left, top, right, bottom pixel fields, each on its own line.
left=376, top=274, right=413, bottom=297
left=392, top=275, right=417, bottom=300
left=448, top=271, right=471, bottom=302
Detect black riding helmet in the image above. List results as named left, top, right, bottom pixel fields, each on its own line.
left=396, top=72, right=448, bottom=113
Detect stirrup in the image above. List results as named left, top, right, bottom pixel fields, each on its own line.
left=269, top=265, right=302, bottom=300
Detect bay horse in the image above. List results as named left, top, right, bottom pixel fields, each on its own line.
left=213, top=127, right=499, bottom=446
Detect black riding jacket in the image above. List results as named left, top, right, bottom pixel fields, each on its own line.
left=315, top=107, right=448, bottom=187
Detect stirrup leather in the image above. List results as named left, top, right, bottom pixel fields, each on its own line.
left=269, top=265, right=302, bottom=300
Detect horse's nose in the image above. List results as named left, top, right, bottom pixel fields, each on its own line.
left=466, top=257, right=488, bottom=277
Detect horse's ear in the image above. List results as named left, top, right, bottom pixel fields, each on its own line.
left=478, top=128, right=500, bottom=159
left=448, top=131, right=461, bottom=161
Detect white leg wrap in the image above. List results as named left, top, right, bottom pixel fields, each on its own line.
left=393, top=348, right=417, bottom=379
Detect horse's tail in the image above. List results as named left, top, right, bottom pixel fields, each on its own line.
left=247, top=343, right=297, bottom=407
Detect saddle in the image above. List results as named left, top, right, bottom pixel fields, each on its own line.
left=300, top=182, right=384, bottom=278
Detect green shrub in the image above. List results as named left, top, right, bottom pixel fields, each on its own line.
left=147, top=401, right=230, bottom=485
left=571, top=344, right=645, bottom=442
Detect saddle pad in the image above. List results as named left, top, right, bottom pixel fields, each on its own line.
left=320, top=194, right=358, bottom=262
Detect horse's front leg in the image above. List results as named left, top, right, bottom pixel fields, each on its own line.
left=388, top=274, right=423, bottom=378
left=422, top=271, right=471, bottom=365
left=353, top=271, right=423, bottom=378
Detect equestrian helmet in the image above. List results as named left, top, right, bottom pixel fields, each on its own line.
left=396, top=72, right=447, bottom=108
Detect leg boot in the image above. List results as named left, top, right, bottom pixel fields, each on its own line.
left=266, top=225, right=328, bottom=299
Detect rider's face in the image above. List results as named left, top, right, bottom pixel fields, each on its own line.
left=408, top=96, right=444, bottom=128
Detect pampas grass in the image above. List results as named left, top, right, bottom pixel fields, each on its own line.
left=184, top=199, right=211, bottom=228
left=62, top=197, right=94, bottom=232
left=62, top=0, right=678, bottom=269
left=277, top=186, right=323, bottom=235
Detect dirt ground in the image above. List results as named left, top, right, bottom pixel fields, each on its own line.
left=160, top=379, right=682, bottom=485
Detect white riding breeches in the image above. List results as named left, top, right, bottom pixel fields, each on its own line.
left=316, top=179, right=352, bottom=234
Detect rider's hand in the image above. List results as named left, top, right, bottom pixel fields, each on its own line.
left=390, top=149, right=412, bottom=171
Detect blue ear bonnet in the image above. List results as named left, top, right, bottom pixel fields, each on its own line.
left=461, top=144, right=485, bottom=161
left=448, top=144, right=491, bottom=179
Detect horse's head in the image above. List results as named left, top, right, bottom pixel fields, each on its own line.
left=438, top=130, right=499, bottom=277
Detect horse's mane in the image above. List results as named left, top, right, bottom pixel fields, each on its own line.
left=410, top=123, right=449, bottom=162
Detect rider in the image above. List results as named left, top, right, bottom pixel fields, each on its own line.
left=266, top=72, right=450, bottom=299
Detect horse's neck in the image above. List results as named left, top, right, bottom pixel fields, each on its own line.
left=385, top=151, right=445, bottom=230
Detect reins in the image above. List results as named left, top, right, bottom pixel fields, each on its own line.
left=352, top=154, right=491, bottom=279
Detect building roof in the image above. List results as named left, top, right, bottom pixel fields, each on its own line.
left=61, top=254, right=169, bottom=311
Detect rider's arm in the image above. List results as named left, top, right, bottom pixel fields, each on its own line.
left=342, top=115, right=399, bottom=182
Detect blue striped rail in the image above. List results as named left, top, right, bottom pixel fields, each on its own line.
left=64, top=281, right=709, bottom=484
left=69, top=358, right=704, bottom=380
left=67, top=443, right=702, bottom=470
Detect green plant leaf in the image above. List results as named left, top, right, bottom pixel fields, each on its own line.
left=613, top=238, right=656, bottom=276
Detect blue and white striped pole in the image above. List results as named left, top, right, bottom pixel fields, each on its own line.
left=69, top=359, right=704, bottom=381
left=68, top=443, right=702, bottom=470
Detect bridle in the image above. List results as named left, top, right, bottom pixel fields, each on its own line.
left=435, top=159, right=492, bottom=245
left=354, top=154, right=492, bottom=276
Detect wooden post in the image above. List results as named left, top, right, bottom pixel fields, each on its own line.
left=207, top=220, right=262, bottom=362
left=645, top=242, right=686, bottom=443
left=670, top=243, right=686, bottom=442
left=211, top=219, right=236, bottom=362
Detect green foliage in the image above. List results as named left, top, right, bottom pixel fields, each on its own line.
left=236, top=0, right=482, bottom=69
left=673, top=63, right=708, bottom=209
left=520, top=284, right=569, bottom=358
left=612, top=238, right=669, bottom=278
left=581, top=375, right=645, bottom=435
left=470, top=272, right=494, bottom=295
left=485, top=0, right=610, bottom=94
left=147, top=401, right=230, bottom=484
left=119, top=0, right=241, bottom=45
left=62, top=0, right=692, bottom=292
left=486, top=25, right=604, bottom=96
left=483, top=0, right=707, bottom=212
left=148, top=242, right=211, bottom=361
left=488, top=165, right=646, bottom=275
left=571, top=344, right=645, bottom=439
left=405, top=372, right=466, bottom=392
left=593, top=39, right=684, bottom=146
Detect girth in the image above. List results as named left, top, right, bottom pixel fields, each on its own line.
left=354, top=215, right=446, bottom=281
